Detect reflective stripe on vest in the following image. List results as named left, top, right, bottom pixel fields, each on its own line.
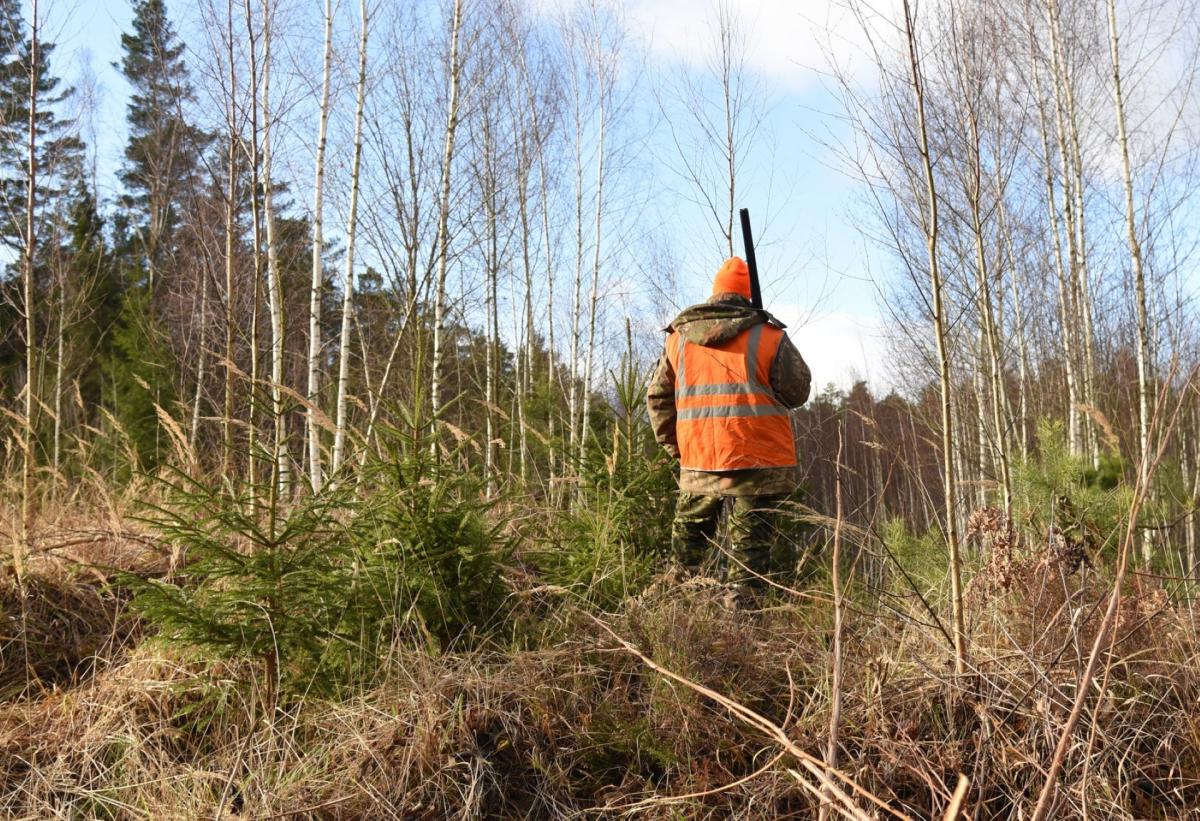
left=668, top=322, right=797, bottom=471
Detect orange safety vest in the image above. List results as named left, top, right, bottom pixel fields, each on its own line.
left=666, top=322, right=796, bottom=472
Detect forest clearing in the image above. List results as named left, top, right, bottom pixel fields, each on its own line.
left=2, top=0, right=1200, bottom=817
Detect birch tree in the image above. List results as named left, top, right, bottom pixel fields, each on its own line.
left=306, top=0, right=334, bottom=490
left=17, top=0, right=41, bottom=582
left=331, top=0, right=369, bottom=474
left=946, top=1, right=1013, bottom=512
left=429, top=0, right=465, bottom=430
left=258, top=0, right=288, bottom=493
left=902, top=0, right=967, bottom=674
left=241, top=0, right=263, bottom=494
left=561, top=1, right=622, bottom=470
left=660, top=1, right=763, bottom=258
left=1105, top=0, right=1154, bottom=555
left=468, top=43, right=512, bottom=494
left=221, top=0, right=241, bottom=480
left=577, top=15, right=615, bottom=466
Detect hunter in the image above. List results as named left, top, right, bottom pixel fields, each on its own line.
left=647, top=256, right=811, bottom=590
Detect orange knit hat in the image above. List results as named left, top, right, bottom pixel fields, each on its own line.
left=712, top=256, right=752, bottom=298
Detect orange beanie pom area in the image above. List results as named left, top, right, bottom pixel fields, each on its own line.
left=712, top=256, right=752, bottom=299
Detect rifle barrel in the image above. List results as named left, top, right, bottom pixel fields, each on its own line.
left=738, top=208, right=763, bottom=310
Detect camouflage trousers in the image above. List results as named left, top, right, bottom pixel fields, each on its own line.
left=671, top=492, right=792, bottom=589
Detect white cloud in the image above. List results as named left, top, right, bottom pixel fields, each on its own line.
left=775, top=308, right=893, bottom=394
left=533, top=0, right=899, bottom=91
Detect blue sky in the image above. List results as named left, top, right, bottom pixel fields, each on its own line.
left=40, top=0, right=894, bottom=392
left=566, top=0, right=895, bottom=390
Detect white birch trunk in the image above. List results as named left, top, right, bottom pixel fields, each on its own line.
left=331, top=0, right=370, bottom=474
left=578, top=93, right=606, bottom=466
left=18, top=0, right=41, bottom=581
left=1043, top=4, right=1086, bottom=455
left=567, top=85, right=584, bottom=464
left=536, top=120, right=559, bottom=494
left=903, top=0, right=966, bottom=674
left=995, top=173, right=1030, bottom=460
left=1107, top=0, right=1155, bottom=565
left=306, top=0, right=334, bottom=491
left=53, top=273, right=64, bottom=480
left=1188, top=409, right=1200, bottom=578
left=430, top=0, right=464, bottom=433
left=221, top=0, right=238, bottom=481
left=517, top=155, right=533, bottom=484
left=260, top=0, right=289, bottom=494
left=190, top=271, right=209, bottom=460
left=1047, top=0, right=1098, bottom=463
left=480, top=108, right=499, bottom=494
left=965, top=109, right=1012, bottom=511
left=974, top=330, right=989, bottom=511
left=243, top=0, right=263, bottom=498
left=484, top=178, right=498, bottom=494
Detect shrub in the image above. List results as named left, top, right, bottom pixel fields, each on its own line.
left=533, top=343, right=674, bottom=609
left=350, top=422, right=515, bottom=652
left=129, top=425, right=515, bottom=699
left=1011, top=420, right=1133, bottom=559
left=127, top=467, right=362, bottom=698
left=880, top=516, right=950, bottom=596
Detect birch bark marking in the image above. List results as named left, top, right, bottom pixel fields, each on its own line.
left=430, top=0, right=464, bottom=432
left=332, top=0, right=370, bottom=474
left=902, top=0, right=966, bottom=674
left=307, top=0, right=334, bottom=490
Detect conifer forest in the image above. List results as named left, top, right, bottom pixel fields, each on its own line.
left=2, top=0, right=1200, bottom=816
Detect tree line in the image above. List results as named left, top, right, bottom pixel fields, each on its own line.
left=2, top=0, right=1198, bottom=603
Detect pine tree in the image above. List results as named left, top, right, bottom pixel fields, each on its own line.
left=99, top=0, right=206, bottom=475
left=117, top=0, right=208, bottom=283
left=102, top=284, right=177, bottom=475
left=0, top=0, right=83, bottom=253
left=61, top=179, right=121, bottom=423
left=0, top=0, right=83, bottom=465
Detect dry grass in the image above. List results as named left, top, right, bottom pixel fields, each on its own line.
left=1, top=485, right=156, bottom=700
left=2, top=507, right=1199, bottom=818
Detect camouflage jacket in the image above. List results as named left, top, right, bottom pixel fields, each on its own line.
left=646, top=294, right=812, bottom=497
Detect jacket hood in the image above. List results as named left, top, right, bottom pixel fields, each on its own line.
left=665, top=295, right=786, bottom=346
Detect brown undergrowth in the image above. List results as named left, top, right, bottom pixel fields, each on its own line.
left=2, top=509, right=1199, bottom=819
